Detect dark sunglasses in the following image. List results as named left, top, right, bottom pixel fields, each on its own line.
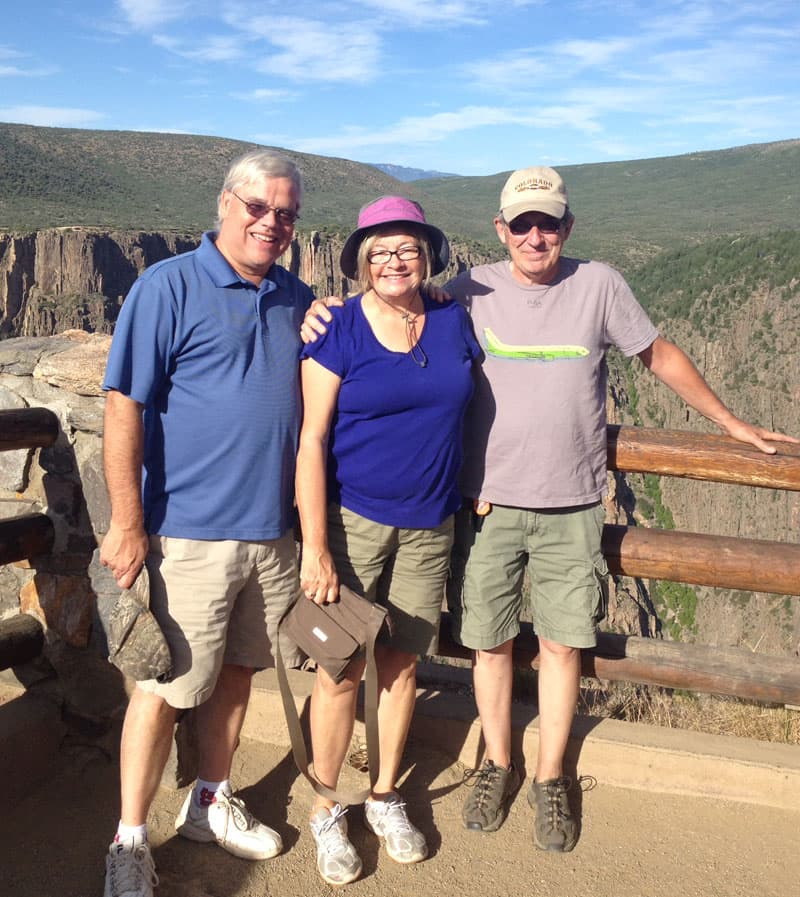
left=506, top=215, right=563, bottom=236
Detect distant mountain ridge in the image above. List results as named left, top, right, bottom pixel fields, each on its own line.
left=369, top=163, right=461, bottom=181
left=1, top=123, right=798, bottom=271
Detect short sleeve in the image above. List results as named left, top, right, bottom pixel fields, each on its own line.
left=605, top=271, right=659, bottom=357
left=103, top=271, right=176, bottom=404
left=300, top=304, right=351, bottom=378
left=458, top=303, right=482, bottom=361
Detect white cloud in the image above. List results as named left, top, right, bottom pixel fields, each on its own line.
left=226, top=14, right=381, bottom=82
left=0, top=64, right=58, bottom=77
left=116, top=0, right=191, bottom=29
left=232, top=88, right=296, bottom=102
left=554, top=37, right=635, bottom=68
left=0, top=105, right=104, bottom=127
left=351, top=0, right=487, bottom=25
left=0, top=45, right=56, bottom=77
left=153, top=33, right=241, bottom=63
left=287, top=102, right=603, bottom=155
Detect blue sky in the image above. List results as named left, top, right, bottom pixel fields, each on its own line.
left=2, top=0, right=799, bottom=176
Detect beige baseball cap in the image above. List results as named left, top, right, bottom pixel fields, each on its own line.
left=499, top=166, right=568, bottom=222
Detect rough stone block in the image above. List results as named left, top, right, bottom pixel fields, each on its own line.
left=20, top=573, right=93, bottom=648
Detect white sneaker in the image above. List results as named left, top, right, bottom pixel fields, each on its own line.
left=310, top=804, right=363, bottom=886
left=364, top=793, right=427, bottom=864
left=175, top=791, right=282, bottom=860
left=104, top=838, right=158, bottom=897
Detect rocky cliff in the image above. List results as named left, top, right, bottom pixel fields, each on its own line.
left=0, top=230, right=198, bottom=337
left=0, top=228, right=490, bottom=338
left=608, top=261, right=800, bottom=656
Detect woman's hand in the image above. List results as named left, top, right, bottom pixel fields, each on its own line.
left=300, top=546, right=340, bottom=605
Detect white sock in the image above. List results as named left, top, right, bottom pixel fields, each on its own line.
left=194, top=778, right=232, bottom=806
left=115, top=822, right=147, bottom=847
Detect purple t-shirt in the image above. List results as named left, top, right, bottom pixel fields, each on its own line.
left=302, top=294, right=481, bottom=528
left=446, top=257, right=659, bottom=508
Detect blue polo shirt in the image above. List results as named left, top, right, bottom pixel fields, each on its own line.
left=103, top=232, right=314, bottom=541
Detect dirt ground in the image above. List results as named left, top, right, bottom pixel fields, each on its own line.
left=3, top=727, right=799, bottom=897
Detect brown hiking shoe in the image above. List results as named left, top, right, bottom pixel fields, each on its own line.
left=528, top=776, right=577, bottom=852
left=462, top=760, right=520, bottom=832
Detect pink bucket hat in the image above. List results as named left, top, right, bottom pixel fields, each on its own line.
left=339, top=195, right=450, bottom=279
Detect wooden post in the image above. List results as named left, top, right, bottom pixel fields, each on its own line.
left=0, top=614, right=44, bottom=670
left=0, top=408, right=60, bottom=452
left=0, top=515, right=55, bottom=565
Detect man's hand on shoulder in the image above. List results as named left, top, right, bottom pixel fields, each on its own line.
left=425, top=285, right=451, bottom=304
left=301, top=295, right=343, bottom=344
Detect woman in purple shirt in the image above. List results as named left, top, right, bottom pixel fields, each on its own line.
left=295, top=196, right=480, bottom=885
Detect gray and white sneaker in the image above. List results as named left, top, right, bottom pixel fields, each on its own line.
left=175, top=791, right=282, bottom=860
left=364, top=793, right=427, bottom=864
left=310, top=804, right=363, bottom=886
left=104, top=838, right=158, bottom=897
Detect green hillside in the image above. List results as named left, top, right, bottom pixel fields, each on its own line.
left=415, top=141, right=800, bottom=268
left=0, top=124, right=407, bottom=235
left=1, top=123, right=799, bottom=269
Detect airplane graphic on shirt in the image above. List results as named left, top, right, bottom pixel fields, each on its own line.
left=483, top=327, right=589, bottom=361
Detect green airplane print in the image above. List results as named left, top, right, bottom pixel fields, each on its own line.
left=484, top=327, right=590, bottom=361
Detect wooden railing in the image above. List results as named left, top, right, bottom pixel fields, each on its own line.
left=436, top=425, right=800, bottom=706
left=2, top=408, right=799, bottom=704
left=0, top=408, right=57, bottom=669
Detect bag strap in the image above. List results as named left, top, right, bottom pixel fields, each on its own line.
left=275, top=603, right=384, bottom=806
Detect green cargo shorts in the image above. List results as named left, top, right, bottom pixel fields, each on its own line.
left=327, top=504, right=454, bottom=656
left=448, top=501, right=608, bottom=650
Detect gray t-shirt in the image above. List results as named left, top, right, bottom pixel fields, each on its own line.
left=446, top=257, right=659, bottom=508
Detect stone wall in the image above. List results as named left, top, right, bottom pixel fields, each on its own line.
left=0, top=331, right=127, bottom=724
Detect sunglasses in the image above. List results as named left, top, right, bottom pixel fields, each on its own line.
left=505, top=214, right=563, bottom=236
left=231, top=191, right=298, bottom=226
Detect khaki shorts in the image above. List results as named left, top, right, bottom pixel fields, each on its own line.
left=327, top=505, right=454, bottom=656
left=448, top=502, right=608, bottom=650
left=138, top=533, right=302, bottom=709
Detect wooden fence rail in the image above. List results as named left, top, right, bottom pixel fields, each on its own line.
left=436, top=615, right=800, bottom=706
left=0, top=408, right=59, bottom=452
left=1, top=410, right=799, bottom=702
left=607, top=424, right=800, bottom=491
left=0, top=408, right=58, bottom=669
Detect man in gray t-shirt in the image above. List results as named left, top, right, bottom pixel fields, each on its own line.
left=445, top=165, right=796, bottom=850
left=300, top=166, right=796, bottom=851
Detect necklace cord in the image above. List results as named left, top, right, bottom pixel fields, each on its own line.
left=373, top=292, right=428, bottom=368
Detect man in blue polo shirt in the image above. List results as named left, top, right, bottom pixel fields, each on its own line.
left=100, top=150, right=313, bottom=897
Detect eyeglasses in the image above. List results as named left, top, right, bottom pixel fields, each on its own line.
left=367, top=246, right=422, bottom=265
left=505, top=215, right=562, bottom=236
left=230, top=191, right=299, bottom=226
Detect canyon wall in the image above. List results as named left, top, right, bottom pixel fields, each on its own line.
left=0, top=228, right=489, bottom=338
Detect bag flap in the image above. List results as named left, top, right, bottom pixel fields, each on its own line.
left=283, top=596, right=361, bottom=657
